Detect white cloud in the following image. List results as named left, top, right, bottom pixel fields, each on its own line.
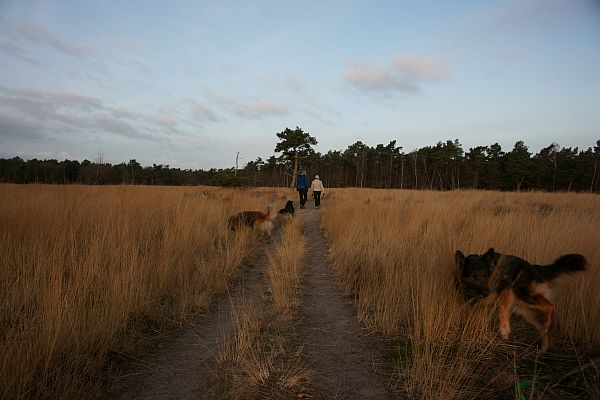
left=0, top=87, right=179, bottom=142
left=345, top=55, right=450, bottom=95
left=392, top=55, right=450, bottom=80
left=91, top=114, right=151, bottom=139
left=151, top=115, right=177, bottom=129
left=345, top=62, right=416, bottom=93
left=129, top=59, right=151, bottom=74
left=14, top=22, right=92, bottom=58
left=207, top=92, right=289, bottom=120
left=280, top=75, right=305, bottom=92
left=0, top=41, right=40, bottom=65
left=0, top=86, right=222, bottom=160
left=0, top=88, right=104, bottom=125
left=0, top=110, right=46, bottom=140
left=188, top=101, right=220, bottom=123
left=234, top=100, right=288, bottom=119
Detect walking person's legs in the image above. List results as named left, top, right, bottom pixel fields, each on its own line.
left=314, top=191, right=321, bottom=208
left=299, top=189, right=308, bottom=208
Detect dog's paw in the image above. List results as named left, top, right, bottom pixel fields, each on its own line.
left=499, top=329, right=511, bottom=340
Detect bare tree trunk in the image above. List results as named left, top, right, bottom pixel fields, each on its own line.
left=235, top=152, right=240, bottom=176
left=411, top=153, right=418, bottom=189
left=400, top=158, right=404, bottom=189
left=94, top=152, right=104, bottom=185
left=516, top=177, right=524, bottom=191
left=451, top=167, right=456, bottom=190
left=291, top=151, right=299, bottom=188
left=552, top=155, right=557, bottom=192
left=456, top=166, right=460, bottom=189
left=389, top=154, right=393, bottom=188
left=591, top=160, right=597, bottom=193
left=429, top=168, right=436, bottom=189
left=360, top=164, right=365, bottom=188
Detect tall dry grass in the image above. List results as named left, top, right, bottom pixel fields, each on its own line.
left=266, top=216, right=306, bottom=313
left=214, top=214, right=313, bottom=399
left=321, top=189, right=600, bottom=399
left=214, top=302, right=313, bottom=399
left=0, top=184, right=281, bottom=399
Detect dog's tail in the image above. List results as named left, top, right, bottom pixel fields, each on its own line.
left=536, top=254, right=587, bottom=281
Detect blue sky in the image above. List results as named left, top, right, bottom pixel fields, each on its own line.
left=1, top=0, right=599, bottom=169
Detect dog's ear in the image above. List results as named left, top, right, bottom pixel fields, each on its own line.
left=483, top=248, right=495, bottom=262
left=455, top=250, right=465, bottom=270
left=454, top=250, right=465, bottom=290
left=482, top=248, right=497, bottom=270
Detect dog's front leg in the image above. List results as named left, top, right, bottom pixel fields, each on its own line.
left=498, top=289, right=515, bottom=340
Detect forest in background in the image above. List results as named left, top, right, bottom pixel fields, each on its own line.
left=2, top=137, right=600, bottom=193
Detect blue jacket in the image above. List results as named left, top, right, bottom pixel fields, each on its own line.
left=296, top=173, right=308, bottom=190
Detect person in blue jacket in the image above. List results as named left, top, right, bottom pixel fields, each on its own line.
left=296, top=167, right=309, bottom=209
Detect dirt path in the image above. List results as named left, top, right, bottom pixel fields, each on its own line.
left=103, top=209, right=394, bottom=399
left=102, top=236, right=274, bottom=400
left=298, top=207, right=394, bottom=399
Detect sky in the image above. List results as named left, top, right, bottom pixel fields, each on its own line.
left=1, top=0, right=599, bottom=169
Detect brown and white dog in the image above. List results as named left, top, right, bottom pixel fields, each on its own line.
left=455, top=248, right=586, bottom=352
left=228, top=205, right=277, bottom=237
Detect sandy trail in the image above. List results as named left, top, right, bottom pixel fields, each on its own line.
left=102, top=237, right=273, bottom=400
left=298, top=206, right=393, bottom=399
left=103, top=207, right=394, bottom=399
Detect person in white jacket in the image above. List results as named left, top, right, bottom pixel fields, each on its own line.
left=310, top=175, right=325, bottom=209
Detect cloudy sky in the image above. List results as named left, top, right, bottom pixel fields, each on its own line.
left=1, top=0, right=599, bottom=169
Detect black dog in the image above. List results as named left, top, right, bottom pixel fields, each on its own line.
left=455, top=248, right=586, bottom=351
left=278, top=200, right=294, bottom=216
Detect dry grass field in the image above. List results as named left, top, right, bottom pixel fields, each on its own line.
left=214, top=216, right=313, bottom=399
left=2, top=184, right=598, bottom=399
left=0, top=184, right=288, bottom=399
left=321, top=188, right=600, bottom=399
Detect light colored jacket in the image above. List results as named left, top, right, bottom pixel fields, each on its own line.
left=311, top=179, right=324, bottom=192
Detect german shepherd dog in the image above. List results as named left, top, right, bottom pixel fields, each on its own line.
left=455, top=248, right=586, bottom=352
left=228, top=205, right=276, bottom=237
left=278, top=200, right=294, bottom=216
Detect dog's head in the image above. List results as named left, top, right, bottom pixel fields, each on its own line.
left=455, top=248, right=496, bottom=299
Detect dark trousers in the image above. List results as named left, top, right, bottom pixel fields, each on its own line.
left=313, top=191, right=321, bottom=207
left=298, top=189, right=308, bottom=207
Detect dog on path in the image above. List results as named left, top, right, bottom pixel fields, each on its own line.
left=455, top=248, right=586, bottom=352
left=228, top=205, right=276, bottom=237
left=278, top=200, right=294, bottom=216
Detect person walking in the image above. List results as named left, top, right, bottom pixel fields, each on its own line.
left=296, top=168, right=309, bottom=209
left=311, top=174, right=325, bottom=209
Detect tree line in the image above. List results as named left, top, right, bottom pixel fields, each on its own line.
left=249, top=133, right=600, bottom=193
left=1, top=130, right=599, bottom=192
